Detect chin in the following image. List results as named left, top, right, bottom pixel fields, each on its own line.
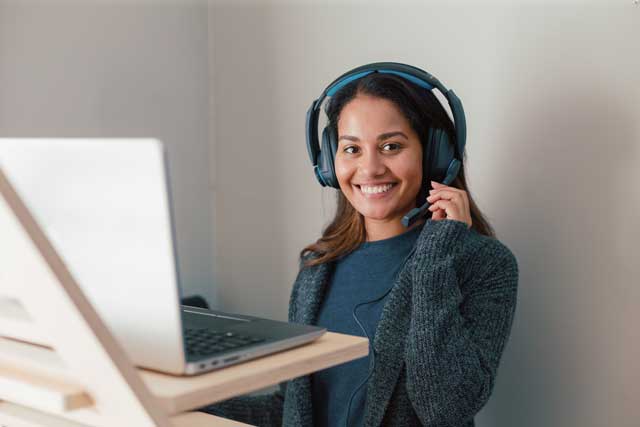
left=355, top=207, right=398, bottom=222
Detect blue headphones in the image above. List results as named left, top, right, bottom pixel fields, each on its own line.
left=305, top=61, right=466, bottom=198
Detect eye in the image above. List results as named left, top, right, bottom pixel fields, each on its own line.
left=343, top=145, right=359, bottom=154
left=382, top=143, right=401, bottom=152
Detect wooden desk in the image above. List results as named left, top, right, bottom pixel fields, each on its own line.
left=0, top=168, right=369, bottom=426
left=0, top=332, right=368, bottom=425
left=143, top=332, right=369, bottom=414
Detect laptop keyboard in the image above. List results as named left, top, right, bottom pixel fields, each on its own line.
left=184, top=327, right=266, bottom=357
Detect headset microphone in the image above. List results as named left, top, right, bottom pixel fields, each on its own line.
left=401, top=159, right=461, bottom=228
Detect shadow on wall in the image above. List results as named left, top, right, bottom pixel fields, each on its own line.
left=210, top=2, right=292, bottom=319
left=476, top=31, right=639, bottom=427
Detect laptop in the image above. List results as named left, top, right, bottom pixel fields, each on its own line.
left=0, top=138, right=325, bottom=375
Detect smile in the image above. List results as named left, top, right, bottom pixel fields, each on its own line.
left=355, top=183, right=397, bottom=197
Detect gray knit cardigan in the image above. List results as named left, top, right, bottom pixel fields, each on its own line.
left=203, top=218, right=519, bottom=426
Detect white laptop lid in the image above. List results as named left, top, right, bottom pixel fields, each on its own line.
left=0, top=138, right=186, bottom=373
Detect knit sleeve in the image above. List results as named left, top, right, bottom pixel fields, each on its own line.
left=199, top=384, right=285, bottom=426
left=405, top=219, right=519, bottom=426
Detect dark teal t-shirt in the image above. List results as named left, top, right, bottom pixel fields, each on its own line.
left=312, top=223, right=424, bottom=427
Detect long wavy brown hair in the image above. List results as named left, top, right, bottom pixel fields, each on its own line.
left=300, top=72, right=495, bottom=268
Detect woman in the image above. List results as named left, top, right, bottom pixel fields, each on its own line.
left=203, top=63, right=519, bottom=426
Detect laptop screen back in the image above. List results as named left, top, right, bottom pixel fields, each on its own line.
left=0, top=138, right=186, bottom=373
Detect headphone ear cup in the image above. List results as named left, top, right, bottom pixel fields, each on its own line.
left=416, top=128, right=435, bottom=210
left=328, top=126, right=339, bottom=161
left=319, top=126, right=340, bottom=188
left=430, top=128, right=455, bottom=183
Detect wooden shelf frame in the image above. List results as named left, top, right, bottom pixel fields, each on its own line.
left=0, top=166, right=368, bottom=427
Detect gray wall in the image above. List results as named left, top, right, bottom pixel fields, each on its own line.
left=0, top=0, right=216, bottom=302
left=1, top=0, right=638, bottom=425
left=209, top=0, right=639, bottom=425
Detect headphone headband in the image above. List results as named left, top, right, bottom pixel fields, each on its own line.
left=323, top=63, right=443, bottom=100
left=306, top=62, right=466, bottom=172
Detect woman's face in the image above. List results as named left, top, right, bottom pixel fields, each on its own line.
left=335, top=94, right=423, bottom=229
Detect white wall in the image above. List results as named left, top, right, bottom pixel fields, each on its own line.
left=2, top=0, right=638, bottom=425
left=209, top=0, right=640, bottom=425
left=0, top=0, right=215, bottom=302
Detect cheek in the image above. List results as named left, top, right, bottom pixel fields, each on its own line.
left=334, top=159, right=352, bottom=186
left=400, top=162, right=424, bottom=197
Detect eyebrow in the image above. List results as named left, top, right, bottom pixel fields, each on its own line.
left=338, top=131, right=409, bottom=143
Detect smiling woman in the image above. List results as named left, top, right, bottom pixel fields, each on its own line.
left=202, top=63, right=519, bottom=427
left=301, top=69, right=495, bottom=267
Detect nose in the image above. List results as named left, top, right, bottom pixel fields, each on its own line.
left=359, top=149, right=386, bottom=178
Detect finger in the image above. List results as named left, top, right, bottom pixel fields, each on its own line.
left=428, top=199, right=455, bottom=209
left=431, top=208, right=446, bottom=220
left=429, top=188, right=463, bottom=199
left=430, top=180, right=446, bottom=188
left=429, top=189, right=469, bottom=215
left=427, top=190, right=459, bottom=200
left=430, top=181, right=462, bottom=194
left=428, top=199, right=459, bottom=217
left=426, top=190, right=464, bottom=205
left=428, top=201, right=446, bottom=219
left=429, top=186, right=464, bottom=196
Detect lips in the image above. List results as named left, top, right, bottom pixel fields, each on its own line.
left=355, top=182, right=398, bottom=197
left=355, top=182, right=396, bottom=186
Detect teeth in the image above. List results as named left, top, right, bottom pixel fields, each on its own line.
left=360, top=184, right=394, bottom=194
